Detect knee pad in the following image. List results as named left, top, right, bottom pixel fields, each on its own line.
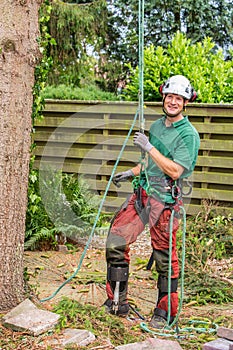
left=106, top=233, right=127, bottom=264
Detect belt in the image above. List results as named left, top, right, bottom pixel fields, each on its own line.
left=148, top=177, right=184, bottom=199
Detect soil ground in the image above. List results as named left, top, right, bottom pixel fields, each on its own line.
left=0, top=231, right=232, bottom=349
left=24, top=232, right=157, bottom=315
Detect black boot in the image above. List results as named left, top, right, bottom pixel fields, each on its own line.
left=104, top=265, right=129, bottom=317
left=104, top=298, right=129, bottom=317
left=150, top=275, right=178, bottom=329
left=150, top=308, right=175, bottom=329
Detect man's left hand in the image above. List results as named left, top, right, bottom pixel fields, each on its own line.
left=133, top=132, right=153, bottom=152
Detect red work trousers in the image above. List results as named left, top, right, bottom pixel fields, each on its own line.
left=106, top=188, right=180, bottom=316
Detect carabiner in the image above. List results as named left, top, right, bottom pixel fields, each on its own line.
left=172, top=184, right=181, bottom=199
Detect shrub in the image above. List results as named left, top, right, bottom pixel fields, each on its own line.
left=178, top=203, right=233, bottom=305
left=42, top=83, right=119, bottom=101
left=124, top=31, right=233, bottom=103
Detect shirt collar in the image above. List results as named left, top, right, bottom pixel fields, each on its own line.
left=173, top=116, right=188, bottom=127
left=163, top=115, right=188, bottom=127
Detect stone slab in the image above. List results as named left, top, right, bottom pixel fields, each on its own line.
left=115, top=338, right=183, bottom=350
left=47, top=328, right=96, bottom=347
left=2, top=299, right=37, bottom=322
left=217, top=327, right=233, bottom=341
left=62, top=328, right=95, bottom=346
left=3, top=299, right=60, bottom=336
left=203, top=338, right=233, bottom=350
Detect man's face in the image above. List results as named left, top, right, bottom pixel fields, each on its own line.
left=163, top=93, right=187, bottom=118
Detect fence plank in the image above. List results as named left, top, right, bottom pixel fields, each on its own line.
left=192, top=123, right=233, bottom=134
left=201, top=139, right=233, bottom=151
left=196, top=156, right=233, bottom=169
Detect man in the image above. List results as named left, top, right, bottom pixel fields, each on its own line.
left=104, top=75, right=200, bottom=328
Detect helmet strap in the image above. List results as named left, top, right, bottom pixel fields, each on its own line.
left=183, top=98, right=188, bottom=112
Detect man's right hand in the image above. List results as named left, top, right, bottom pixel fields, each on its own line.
left=112, top=170, right=134, bottom=188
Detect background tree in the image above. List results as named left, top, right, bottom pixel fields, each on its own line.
left=48, top=0, right=108, bottom=86
left=108, top=0, right=233, bottom=62
left=0, top=0, right=42, bottom=310
left=47, top=0, right=233, bottom=92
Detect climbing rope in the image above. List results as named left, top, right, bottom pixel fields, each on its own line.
left=138, top=0, right=145, bottom=135
left=136, top=194, right=187, bottom=335
left=40, top=110, right=139, bottom=302
left=40, top=0, right=146, bottom=303
left=39, top=2, right=219, bottom=342
left=167, top=205, right=186, bottom=328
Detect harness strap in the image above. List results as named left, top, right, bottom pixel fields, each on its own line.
left=134, top=187, right=150, bottom=225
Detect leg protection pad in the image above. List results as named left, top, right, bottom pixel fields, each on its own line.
left=156, top=292, right=179, bottom=317
left=158, top=275, right=178, bottom=294
left=107, top=265, right=129, bottom=282
left=106, top=233, right=127, bottom=265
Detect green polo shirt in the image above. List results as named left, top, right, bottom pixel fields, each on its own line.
left=140, top=116, right=200, bottom=203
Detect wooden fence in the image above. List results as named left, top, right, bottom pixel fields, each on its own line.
left=33, top=100, right=233, bottom=216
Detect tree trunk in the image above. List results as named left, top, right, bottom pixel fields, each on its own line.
left=0, top=0, right=42, bottom=311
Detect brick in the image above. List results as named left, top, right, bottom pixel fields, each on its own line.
left=57, top=244, right=68, bottom=252
left=115, top=338, right=183, bottom=350
left=217, top=327, right=233, bottom=341
left=203, top=338, right=233, bottom=350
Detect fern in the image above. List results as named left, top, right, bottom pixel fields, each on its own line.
left=25, top=169, right=110, bottom=250
left=24, top=227, right=57, bottom=251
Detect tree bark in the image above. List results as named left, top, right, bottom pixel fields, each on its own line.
left=0, top=0, right=42, bottom=311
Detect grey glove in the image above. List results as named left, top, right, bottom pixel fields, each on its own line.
left=133, top=132, right=153, bottom=152
left=112, top=170, right=134, bottom=188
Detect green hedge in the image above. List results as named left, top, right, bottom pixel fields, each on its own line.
left=42, top=83, right=119, bottom=101
left=124, top=32, right=233, bottom=103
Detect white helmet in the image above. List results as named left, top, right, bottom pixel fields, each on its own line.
left=160, top=75, right=197, bottom=101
